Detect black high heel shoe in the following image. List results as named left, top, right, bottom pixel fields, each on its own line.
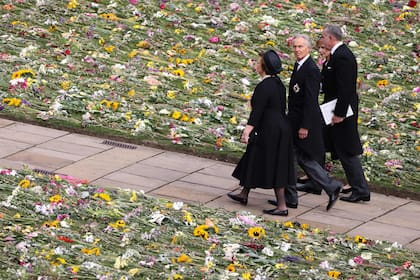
left=262, top=208, right=288, bottom=216
left=227, top=193, right=248, bottom=205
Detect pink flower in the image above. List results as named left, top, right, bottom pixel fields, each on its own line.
left=129, top=0, right=138, bottom=4
left=209, top=36, right=220, bottom=43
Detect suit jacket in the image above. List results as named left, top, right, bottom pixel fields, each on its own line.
left=323, top=44, right=363, bottom=156
left=288, top=56, right=324, bottom=162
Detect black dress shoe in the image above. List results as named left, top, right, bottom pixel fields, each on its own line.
left=263, top=208, right=288, bottom=216
left=341, top=187, right=353, bottom=194
left=227, top=193, right=248, bottom=205
left=297, top=177, right=310, bottom=184
left=326, top=186, right=341, bottom=211
left=267, top=199, right=298, bottom=209
left=296, top=184, right=322, bottom=195
left=340, top=193, right=370, bottom=203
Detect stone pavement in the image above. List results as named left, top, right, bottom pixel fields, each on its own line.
left=1, top=117, right=419, bottom=252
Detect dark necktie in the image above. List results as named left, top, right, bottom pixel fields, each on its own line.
left=294, top=62, right=299, bottom=72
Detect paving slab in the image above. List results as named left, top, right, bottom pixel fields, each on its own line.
left=199, top=163, right=236, bottom=178
left=121, top=162, right=188, bottom=182
left=37, top=139, right=105, bottom=157
left=141, top=151, right=217, bottom=173
left=406, top=238, right=420, bottom=252
left=56, top=147, right=163, bottom=181
left=296, top=209, right=364, bottom=233
left=0, top=126, right=54, bottom=145
left=0, top=159, right=33, bottom=170
left=0, top=118, right=14, bottom=127
left=7, top=122, right=69, bottom=138
left=330, top=193, right=410, bottom=222
left=373, top=200, right=420, bottom=230
left=5, top=148, right=76, bottom=171
left=102, top=171, right=167, bottom=191
left=56, top=133, right=115, bottom=149
left=91, top=178, right=161, bottom=193
left=150, top=181, right=226, bottom=204
left=181, top=172, right=239, bottom=190
left=0, top=139, right=32, bottom=158
left=346, top=221, right=420, bottom=245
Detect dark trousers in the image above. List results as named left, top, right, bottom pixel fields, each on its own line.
left=296, top=148, right=341, bottom=196
left=335, top=149, right=369, bottom=195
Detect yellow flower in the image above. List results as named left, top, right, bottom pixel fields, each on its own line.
left=172, top=274, right=183, bottom=280
left=67, top=0, right=78, bottom=9
left=11, top=69, right=36, bottom=80
left=127, top=89, right=136, bottom=97
left=226, top=264, right=236, bottom=272
left=327, top=270, right=342, bottom=279
left=180, top=114, right=190, bottom=122
left=297, top=232, right=305, bottom=239
left=96, top=193, right=111, bottom=202
left=193, top=225, right=209, bottom=240
left=130, top=191, right=137, bottom=202
left=283, top=221, right=294, bottom=228
left=229, top=116, right=237, bottom=124
left=281, top=233, right=289, bottom=240
left=61, top=81, right=70, bottom=90
left=128, top=268, right=140, bottom=276
left=275, top=263, right=288, bottom=269
left=111, top=101, right=119, bottom=111
left=70, top=265, right=80, bottom=273
left=167, top=91, right=177, bottom=99
left=137, top=40, right=150, bottom=49
left=104, top=45, right=115, bottom=53
left=172, top=111, right=182, bottom=120
left=376, top=79, right=389, bottom=87
left=13, top=213, right=21, bottom=219
left=98, top=37, right=105, bottom=45
left=100, top=13, right=118, bottom=21
left=354, top=235, right=367, bottom=243
left=248, top=226, right=266, bottom=239
left=18, top=179, right=31, bottom=188
left=242, top=272, right=251, bottom=280
left=177, top=254, right=192, bottom=263
left=128, top=50, right=138, bottom=58
left=81, top=247, right=100, bottom=256
left=43, top=220, right=59, bottom=229
left=49, top=195, right=61, bottom=203
left=172, top=69, right=185, bottom=77
left=301, top=223, right=309, bottom=230
left=266, top=40, right=275, bottom=46
left=183, top=211, right=193, bottom=224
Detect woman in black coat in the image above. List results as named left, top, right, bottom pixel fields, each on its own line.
left=227, top=50, right=295, bottom=216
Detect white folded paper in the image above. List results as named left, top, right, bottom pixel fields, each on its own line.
left=320, top=98, right=353, bottom=125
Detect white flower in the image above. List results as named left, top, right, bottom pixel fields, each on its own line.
left=240, top=77, right=250, bottom=86
left=348, top=259, right=357, bottom=267
left=262, top=247, right=274, bottom=256
left=172, top=201, right=184, bottom=210
left=223, top=243, right=241, bottom=260
left=319, top=260, right=331, bottom=270
left=280, top=241, right=291, bottom=252
left=361, top=252, right=372, bottom=260
left=149, top=211, right=166, bottom=225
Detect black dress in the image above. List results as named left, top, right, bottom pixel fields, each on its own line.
left=232, top=76, right=295, bottom=189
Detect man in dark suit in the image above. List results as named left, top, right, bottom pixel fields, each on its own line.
left=285, top=34, right=342, bottom=211
left=321, top=25, right=370, bottom=203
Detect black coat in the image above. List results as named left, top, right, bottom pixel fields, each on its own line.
left=288, top=56, right=325, bottom=163
left=322, top=44, right=363, bottom=156
left=232, top=76, right=295, bottom=189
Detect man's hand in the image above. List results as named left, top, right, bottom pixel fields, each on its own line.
left=331, top=115, right=344, bottom=125
left=298, top=128, right=309, bottom=139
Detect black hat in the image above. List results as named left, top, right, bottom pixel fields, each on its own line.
left=263, top=49, right=282, bottom=75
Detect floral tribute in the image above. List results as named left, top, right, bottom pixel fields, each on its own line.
left=0, top=168, right=419, bottom=279
left=0, top=1, right=419, bottom=192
